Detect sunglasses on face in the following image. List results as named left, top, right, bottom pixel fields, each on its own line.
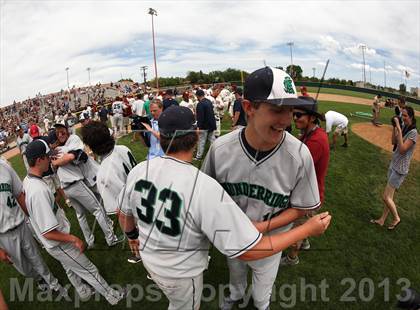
left=293, top=112, right=308, bottom=119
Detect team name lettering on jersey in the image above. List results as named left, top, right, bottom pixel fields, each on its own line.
left=221, top=182, right=290, bottom=209
left=0, top=183, right=12, bottom=193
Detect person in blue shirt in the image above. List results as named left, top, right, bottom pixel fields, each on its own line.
left=141, top=99, right=165, bottom=159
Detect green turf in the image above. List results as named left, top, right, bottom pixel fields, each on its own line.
left=1, top=102, right=419, bottom=309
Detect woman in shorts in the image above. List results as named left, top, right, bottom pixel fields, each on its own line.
left=371, top=107, right=417, bottom=230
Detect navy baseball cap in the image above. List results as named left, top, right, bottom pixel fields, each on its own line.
left=295, top=96, right=325, bottom=121
left=158, top=106, right=196, bottom=138
left=244, top=67, right=309, bottom=107
left=26, top=139, right=51, bottom=160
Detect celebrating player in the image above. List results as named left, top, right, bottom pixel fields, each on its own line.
left=202, top=67, right=323, bottom=310
left=0, top=158, right=62, bottom=292
left=23, top=139, right=125, bottom=304
left=51, top=123, right=121, bottom=249
left=80, top=121, right=139, bottom=263
left=118, top=105, right=331, bottom=310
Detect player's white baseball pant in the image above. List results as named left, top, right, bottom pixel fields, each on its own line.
left=47, top=242, right=122, bottom=304
left=227, top=252, right=282, bottom=310
left=196, top=130, right=216, bottom=159
left=145, top=264, right=203, bottom=310
left=22, top=155, right=29, bottom=172
left=64, top=180, right=116, bottom=247
left=0, top=223, right=60, bottom=290
left=112, top=114, right=123, bottom=136
left=215, top=117, right=221, bottom=137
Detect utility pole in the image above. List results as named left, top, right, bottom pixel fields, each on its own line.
left=287, top=42, right=294, bottom=78
left=148, top=8, right=159, bottom=89
left=312, top=67, right=316, bottom=78
left=359, top=44, right=366, bottom=85
left=140, top=66, right=148, bottom=90
left=383, top=61, right=386, bottom=88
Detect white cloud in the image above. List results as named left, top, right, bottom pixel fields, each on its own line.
left=318, top=35, right=341, bottom=54
left=1, top=0, right=419, bottom=107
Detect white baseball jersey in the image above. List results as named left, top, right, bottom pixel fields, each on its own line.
left=202, top=129, right=320, bottom=230
left=97, top=145, right=137, bottom=214
left=325, top=110, right=349, bottom=133
left=23, top=174, right=71, bottom=249
left=131, top=100, right=144, bottom=116
left=119, top=156, right=262, bottom=278
left=112, top=101, right=123, bottom=115
left=57, top=134, right=98, bottom=187
left=16, top=134, right=32, bottom=154
left=0, top=159, right=25, bottom=233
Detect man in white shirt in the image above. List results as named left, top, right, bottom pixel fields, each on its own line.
left=325, top=110, right=349, bottom=149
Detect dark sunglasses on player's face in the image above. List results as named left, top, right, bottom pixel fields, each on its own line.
left=293, top=112, right=308, bottom=119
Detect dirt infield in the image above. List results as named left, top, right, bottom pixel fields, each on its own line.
left=308, top=92, right=420, bottom=116
left=352, top=123, right=419, bottom=162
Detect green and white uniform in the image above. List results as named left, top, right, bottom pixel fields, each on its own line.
left=56, top=134, right=116, bottom=247
left=97, top=145, right=137, bottom=215
left=16, top=133, right=32, bottom=171
left=0, top=159, right=59, bottom=290
left=202, top=129, right=320, bottom=310
left=23, top=174, right=123, bottom=304
left=119, top=156, right=262, bottom=310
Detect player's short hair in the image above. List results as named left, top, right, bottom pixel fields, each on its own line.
left=27, top=155, right=46, bottom=167
left=80, top=121, right=115, bottom=156
left=150, top=99, right=163, bottom=109
left=160, top=132, right=198, bottom=154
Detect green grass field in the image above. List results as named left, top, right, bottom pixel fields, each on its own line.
left=1, top=101, right=419, bottom=309
left=305, top=87, right=378, bottom=100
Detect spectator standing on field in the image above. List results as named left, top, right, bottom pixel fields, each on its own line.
left=194, top=89, right=216, bottom=160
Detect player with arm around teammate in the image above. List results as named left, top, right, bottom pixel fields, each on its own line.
left=80, top=121, right=140, bottom=263
left=118, top=105, right=331, bottom=310
left=51, top=123, right=121, bottom=249
left=0, top=158, right=62, bottom=292
left=202, top=67, right=324, bottom=310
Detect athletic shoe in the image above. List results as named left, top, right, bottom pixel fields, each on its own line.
left=87, top=242, right=95, bottom=250
left=146, top=274, right=153, bottom=280
left=127, top=255, right=142, bottom=264
left=220, top=296, right=241, bottom=310
left=109, top=234, right=125, bottom=247
left=300, top=238, right=311, bottom=250
left=36, top=279, right=49, bottom=292
left=193, top=157, right=202, bottom=161
left=106, top=287, right=127, bottom=305
left=280, top=255, right=299, bottom=266
left=341, top=143, right=348, bottom=148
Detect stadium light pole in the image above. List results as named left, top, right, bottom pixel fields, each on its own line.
left=140, top=66, right=148, bottom=91
left=383, top=61, right=387, bottom=88
left=287, top=42, right=294, bottom=77
left=148, top=8, right=159, bottom=90
left=312, top=67, right=316, bottom=78
left=65, top=67, right=70, bottom=89
left=359, top=44, right=367, bottom=85
left=86, top=67, right=91, bottom=86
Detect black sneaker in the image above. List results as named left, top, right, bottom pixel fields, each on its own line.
left=341, top=143, right=348, bottom=147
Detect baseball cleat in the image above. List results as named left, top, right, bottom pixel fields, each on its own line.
left=127, top=255, right=142, bottom=264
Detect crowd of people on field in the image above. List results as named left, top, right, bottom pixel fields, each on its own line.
left=0, top=67, right=417, bottom=310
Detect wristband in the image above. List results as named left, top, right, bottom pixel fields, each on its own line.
left=125, top=228, right=139, bottom=240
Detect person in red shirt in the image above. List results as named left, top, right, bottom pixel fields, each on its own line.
left=281, top=96, right=330, bottom=266
left=300, top=86, right=309, bottom=97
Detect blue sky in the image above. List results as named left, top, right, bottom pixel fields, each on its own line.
left=1, top=0, right=419, bottom=107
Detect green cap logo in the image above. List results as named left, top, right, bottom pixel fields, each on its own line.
left=283, top=77, right=295, bottom=94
